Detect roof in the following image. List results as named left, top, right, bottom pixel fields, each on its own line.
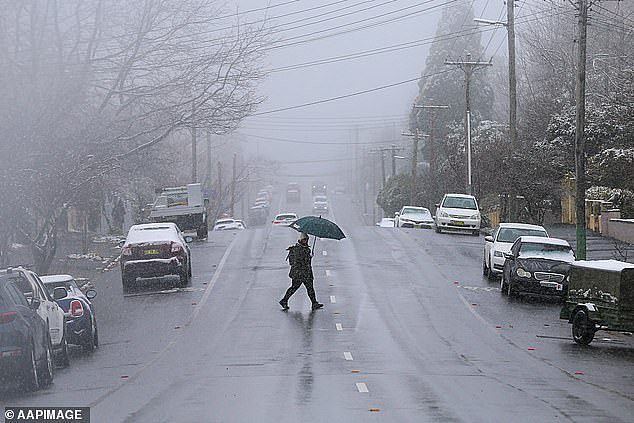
left=126, top=223, right=179, bottom=244
left=498, top=223, right=546, bottom=230
left=131, top=223, right=178, bottom=231
left=40, top=274, right=74, bottom=284
left=518, top=236, right=570, bottom=247
left=443, top=193, right=476, bottom=199
left=572, top=260, right=634, bottom=272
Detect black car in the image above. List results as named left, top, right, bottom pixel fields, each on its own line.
left=0, top=272, right=55, bottom=390
left=41, top=275, right=98, bottom=352
left=501, top=236, right=575, bottom=298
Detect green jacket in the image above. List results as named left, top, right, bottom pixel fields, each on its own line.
left=287, top=243, right=313, bottom=280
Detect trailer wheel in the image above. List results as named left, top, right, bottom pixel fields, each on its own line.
left=572, top=309, right=595, bottom=345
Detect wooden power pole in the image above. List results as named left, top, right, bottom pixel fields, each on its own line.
left=575, top=0, right=589, bottom=259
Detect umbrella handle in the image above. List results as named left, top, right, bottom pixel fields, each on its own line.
left=312, top=236, right=317, bottom=256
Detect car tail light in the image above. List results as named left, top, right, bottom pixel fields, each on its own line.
left=70, top=300, right=84, bottom=318
left=122, top=246, right=132, bottom=256
left=0, top=311, right=17, bottom=324
left=171, top=242, right=183, bottom=253
left=274, top=221, right=279, bottom=224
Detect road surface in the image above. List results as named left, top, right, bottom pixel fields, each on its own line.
left=2, top=184, right=633, bottom=422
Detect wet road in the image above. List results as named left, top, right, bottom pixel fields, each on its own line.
left=2, top=185, right=633, bottom=422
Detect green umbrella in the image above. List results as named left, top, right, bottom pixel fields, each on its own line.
left=290, top=216, right=346, bottom=240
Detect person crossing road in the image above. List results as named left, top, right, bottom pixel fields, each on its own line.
left=279, top=232, right=323, bottom=310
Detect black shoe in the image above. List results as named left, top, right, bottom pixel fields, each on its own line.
left=279, top=300, right=289, bottom=310
left=312, top=303, right=324, bottom=310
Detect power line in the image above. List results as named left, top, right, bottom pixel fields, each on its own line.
left=237, top=132, right=409, bottom=145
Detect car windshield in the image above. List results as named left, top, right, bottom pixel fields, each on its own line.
left=518, top=242, right=575, bottom=261
left=402, top=207, right=430, bottom=216
left=497, top=228, right=547, bottom=243
left=314, top=196, right=327, bottom=202
left=442, top=196, right=477, bottom=209
left=277, top=214, right=296, bottom=220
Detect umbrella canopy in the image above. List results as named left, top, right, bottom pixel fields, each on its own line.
left=290, top=216, right=345, bottom=240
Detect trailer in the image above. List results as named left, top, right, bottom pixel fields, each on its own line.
left=149, top=183, right=208, bottom=239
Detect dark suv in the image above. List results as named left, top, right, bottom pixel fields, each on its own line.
left=0, top=271, right=55, bottom=390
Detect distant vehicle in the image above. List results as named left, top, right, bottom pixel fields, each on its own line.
left=501, top=236, right=575, bottom=298
left=0, top=270, right=56, bottom=390
left=286, top=182, right=301, bottom=203
left=312, top=181, right=327, bottom=196
left=312, top=195, right=329, bottom=215
left=376, top=218, right=395, bottom=228
left=273, top=213, right=298, bottom=226
left=248, top=206, right=268, bottom=227
left=395, top=206, right=434, bottom=228
left=334, top=184, right=346, bottom=194
left=41, top=275, right=98, bottom=351
left=120, top=223, right=193, bottom=292
left=213, top=218, right=243, bottom=231
left=483, top=223, right=548, bottom=280
left=149, top=183, right=208, bottom=239
left=256, top=190, right=272, bottom=202
left=561, top=260, right=634, bottom=345
left=235, top=219, right=247, bottom=230
left=435, top=194, right=481, bottom=235
left=254, top=198, right=270, bottom=209
left=8, top=267, right=69, bottom=368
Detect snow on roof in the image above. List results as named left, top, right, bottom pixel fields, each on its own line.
left=40, top=274, right=74, bottom=284
left=126, top=223, right=179, bottom=244
left=444, top=193, right=476, bottom=199
left=519, top=236, right=570, bottom=247
left=498, top=222, right=546, bottom=230
left=572, top=260, right=634, bottom=272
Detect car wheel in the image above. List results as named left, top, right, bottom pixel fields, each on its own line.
left=572, top=309, right=595, bottom=345
left=482, top=259, right=488, bottom=276
left=179, top=269, right=190, bottom=287
left=506, top=278, right=517, bottom=298
left=56, top=330, right=70, bottom=368
left=473, top=230, right=480, bottom=236
left=82, top=318, right=97, bottom=352
left=500, top=273, right=509, bottom=295
left=435, top=226, right=441, bottom=233
left=38, top=335, right=55, bottom=388
left=22, top=341, right=40, bottom=391
left=122, top=272, right=135, bottom=293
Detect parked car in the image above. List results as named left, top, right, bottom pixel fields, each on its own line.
left=0, top=270, right=56, bottom=390
left=273, top=213, right=298, bottom=226
left=9, top=267, right=69, bottom=367
left=312, top=195, right=329, bottom=215
left=483, top=223, right=548, bottom=279
left=312, top=181, right=327, bottom=196
left=286, top=182, right=301, bottom=203
left=120, top=223, right=193, bottom=292
left=376, top=218, right=395, bottom=228
left=395, top=206, right=434, bottom=228
left=213, top=218, right=244, bottom=231
left=561, top=260, right=634, bottom=345
left=435, top=194, right=481, bottom=235
left=501, top=236, right=575, bottom=298
left=40, top=275, right=98, bottom=352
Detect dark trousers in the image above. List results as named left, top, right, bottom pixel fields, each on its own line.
left=282, top=277, right=317, bottom=304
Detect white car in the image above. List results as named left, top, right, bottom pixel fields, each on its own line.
left=435, top=194, right=481, bottom=235
left=483, top=223, right=548, bottom=279
left=395, top=206, right=434, bottom=228
left=312, top=195, right=329, bottom=215
left=272, top=213, right=297, bottom=226
left=376, top=218, right=395, bottom=228
left=12, top=267, right=70, bottom=367
left=213, top=218, right=243, bottom=231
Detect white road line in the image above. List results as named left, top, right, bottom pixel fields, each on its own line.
left=356, top=383, right=369, bottom=393
left=336, top=323, right=343, bottom=331
left=344, top=351, right=353, bottom=361
left=325, top=269, right=332, bottom=277
left=322, top=250, right=327, bottom=256
left=330, top=295, right=336, bottom=303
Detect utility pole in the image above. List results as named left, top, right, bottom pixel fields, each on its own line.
left=391, top=144, right=397, bottom=176
left=191, top=103, right=197, bottom=183
left=231, top=153, right=237, bottom=217
left=445, top=54, right=492, bottom=195
left=206, top=132, right=212, bottom=193
left=574, top=0, right=589, bottom=259
left=217, top=161, right=223, bottom=215
left=380, top=150, right=386, bottom=187
left=507, top=0, right=518, bottom=149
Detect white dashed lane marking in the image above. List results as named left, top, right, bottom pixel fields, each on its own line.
left=356, top=383, right=369, bottom=393
left=325, top=270, right=331, bottom=277
left=344, top=352, right=353, bottom=361
left=330, top=295, right=336, bottom=303
left=336, top=323, right=343, bottom=331
left=322, top=250, right=327, bottom=256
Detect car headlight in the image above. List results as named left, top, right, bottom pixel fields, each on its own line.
left=470, top=213, right=480, bottom=220
left=493, top=250, right=503, bottom=258
left=440, top=211, right=449, bottom=218
left=516, top=268, right=532, bottom=278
